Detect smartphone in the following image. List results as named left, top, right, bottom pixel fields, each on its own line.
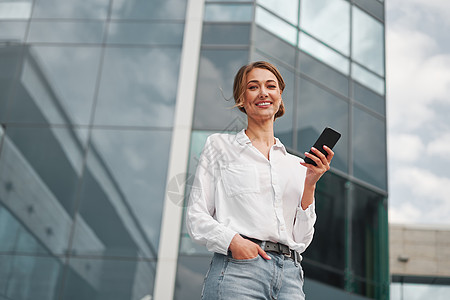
left=304, top=127, right=341, bottom=166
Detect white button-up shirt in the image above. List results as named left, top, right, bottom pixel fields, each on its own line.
left=186, top=129, right=316, bottom=256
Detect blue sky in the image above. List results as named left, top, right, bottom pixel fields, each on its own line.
left=386, top=0, right=450, bottom=225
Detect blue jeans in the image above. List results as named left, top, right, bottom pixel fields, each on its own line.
left=201, top=251, right=305, bottom=300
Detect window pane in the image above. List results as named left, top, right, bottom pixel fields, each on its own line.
left=112, top=0, right=187, bottom=20
left=353, top=0, right=384, bottom=22
left=298, top=51, right=349, bottom=97
left=351, top=184, right=389, bottom=298
left=300, top=0, right=350, bottom=55
left=0, top=44, right=23, bottom=123
left=353, top=81, right=385, bottom=116
left=303, top=172, right=347, bottom=289
left=0, top=1, right=33, bottom=19
left=202, top=24, right=250, bottom=46
left=0, top=21, right=27, bottom=42
left=0, top=126, right=88, bottom=254
left=352, top=6, right=384, bottom=76
left=32, top=0, right=109, bottom=19
left=8, top=46, right=101, bottom=125
left=62, top=257, right=155, bottom=300
left=0, top=254, right=62, bottom=300
left=352, top=62, right=385, bottom=95
left=27, top=21, right=105, bottom=44
left=174, top=255, right=213, bottom=300
left=257, top=0, right=299, bottom=25
left=107, top=22, right=184, bottom=45
left=297, top=79, right=349, bottom=173
left=71, top=129, right=171, bottom=259
left=254, top=27, right=296, bottom=67
left=204, top=4, right=253, bottom=22
left=94, top=47, right=181, bottom=127
left=299, top=32, right=349, bottom=75
left=352, top=106, right=387, bottom=190
left=192, top=49, right=248, bottom=131
left=255, top=6, right=297, bottom=46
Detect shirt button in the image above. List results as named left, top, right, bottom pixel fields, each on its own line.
left=280, top=225, right=285, bottom=231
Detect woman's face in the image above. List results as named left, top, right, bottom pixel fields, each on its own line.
left=243, top=68, right=282, bottom=122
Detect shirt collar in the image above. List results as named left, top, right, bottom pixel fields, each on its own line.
left=235, top=129, right=287, bottom=155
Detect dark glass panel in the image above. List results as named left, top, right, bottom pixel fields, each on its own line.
left=192, top=49, right=248, bottom=131
left=0, top=126, right=88, bottom=255
left=62, top=257, right=155, bottom=300
left=0, top=44, right=24, bottom=123
left=94, top=47, right=181, bottom=127
left=298, top=51, right=349, bottom=97
left=304, top=278, right=371, bottom=300
left=32, top=0, right=110, bottom=19
left=111, top=0, right=187, bottom=21
left=353, top=0, right=384, bottom=21
left=350, top=184, right=389, bottom=299
left=352, top=106, right=387, bottom=190
left=202, top=24, right=250, bottom=46
left=254, top=27, right=296, bottom=67
left=71, top=129, right=171, bottom=259
left=8, top=46, right=101, bottom=125
left=174, top=255, right=213, bottom=300
left=353, top=81, right=385, bottom=116
left=0, top=254, right=62, bottom=300
left=27, top=21, right=105, bottom=44
left=297, top=78, right=349, bottom=173
left=107, top=22, right=184, bottom=45
left=0, top=21, right=27, bottom=42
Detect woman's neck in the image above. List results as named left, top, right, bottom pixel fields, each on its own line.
left=245, top=118, right=275, bottom=147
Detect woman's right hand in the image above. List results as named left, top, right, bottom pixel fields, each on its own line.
left=228, top=234, right=271, bottom=260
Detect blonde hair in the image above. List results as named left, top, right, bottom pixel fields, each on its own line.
left=233, top=61, right=285, bottom=120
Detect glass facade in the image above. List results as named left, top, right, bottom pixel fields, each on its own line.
left=0, top=0, right=388, bottom=299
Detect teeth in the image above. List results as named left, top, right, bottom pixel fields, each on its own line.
left=256, top=102, right=271, bottom=106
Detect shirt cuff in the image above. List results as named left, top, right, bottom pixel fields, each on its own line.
left=296, top=201, right=316, bottom=222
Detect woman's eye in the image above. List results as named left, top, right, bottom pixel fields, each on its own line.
left=248, top=86, right=257, bottom=90
left=268, top=85, right=276, bottom=89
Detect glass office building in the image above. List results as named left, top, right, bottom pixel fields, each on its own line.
left=0, top=0, right=388, bottom=299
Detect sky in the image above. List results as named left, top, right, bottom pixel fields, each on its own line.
left=386, top=0, right=450, bottom=225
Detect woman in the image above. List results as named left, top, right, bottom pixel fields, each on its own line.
left=186, top=61, right=334, bottom=299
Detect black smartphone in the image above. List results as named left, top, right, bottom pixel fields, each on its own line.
left=304, top=127, right=341, bottom=166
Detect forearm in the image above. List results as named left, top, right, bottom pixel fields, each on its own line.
left=301, top=183, right=316, bottom=210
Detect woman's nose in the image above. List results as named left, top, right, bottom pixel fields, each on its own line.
left=259, top=87, right=268, bottom=98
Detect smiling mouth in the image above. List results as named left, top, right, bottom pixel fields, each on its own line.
left=255, top=102, right=272, bottom=106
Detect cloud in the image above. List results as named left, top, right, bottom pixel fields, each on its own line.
left=388, top=133, right=424, bottom=163
left=426, top=133, right=450, bottom=160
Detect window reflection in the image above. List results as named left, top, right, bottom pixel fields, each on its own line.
left=107, top=22, right=184, bottom=45
left=257, top=0, right=299, bottom=25
left=27, top=21, right=105, bottom=44
left=94, top=47, right=181, bottom=127
left=202, top=24, right=250, bottom=46
left=6, top=45, right=101, bottom=125
left=0, top=1, right=32, bottom=19
left=300, top=0, right=350, bottom=55
left=71, top=129, right=171, bottom=258
left=204, top=4, right=253, bottom=22
left=32, top=0, right=110, bottom=19
left=112, top=0, right=187, bottom=21
left=352, top=6, right=384, bottom=76
left=193, top=49, right=248, bottom=131
left=353, top=81, right=385, bottom=116
left=352, top=106, right=387, bottom=190
left=63, top=257, right=155, bottom=300
left=297, top=79, right=348, bottom=173
left=352, top=62, right=385, bottom=95
left=255, top=6, right=297, bottom=46
left=0, top=21, right=27, bottom=42
left=254, top=27, right=296, bottom=67
left=0, top=254, right=62, bottom=300
left=174, top=256, right=213, bottom=300
left=0, top=126, right=88, bottom=255
left=299, top=32, right=349, bottom=75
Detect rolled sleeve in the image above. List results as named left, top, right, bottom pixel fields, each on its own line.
left=293, top=201, right=317, bottom=250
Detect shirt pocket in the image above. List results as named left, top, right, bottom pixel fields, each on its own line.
left=220, top=164, right=260, bottom=197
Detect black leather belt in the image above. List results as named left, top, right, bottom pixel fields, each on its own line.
left=242, top=236, right=301, bottom=262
